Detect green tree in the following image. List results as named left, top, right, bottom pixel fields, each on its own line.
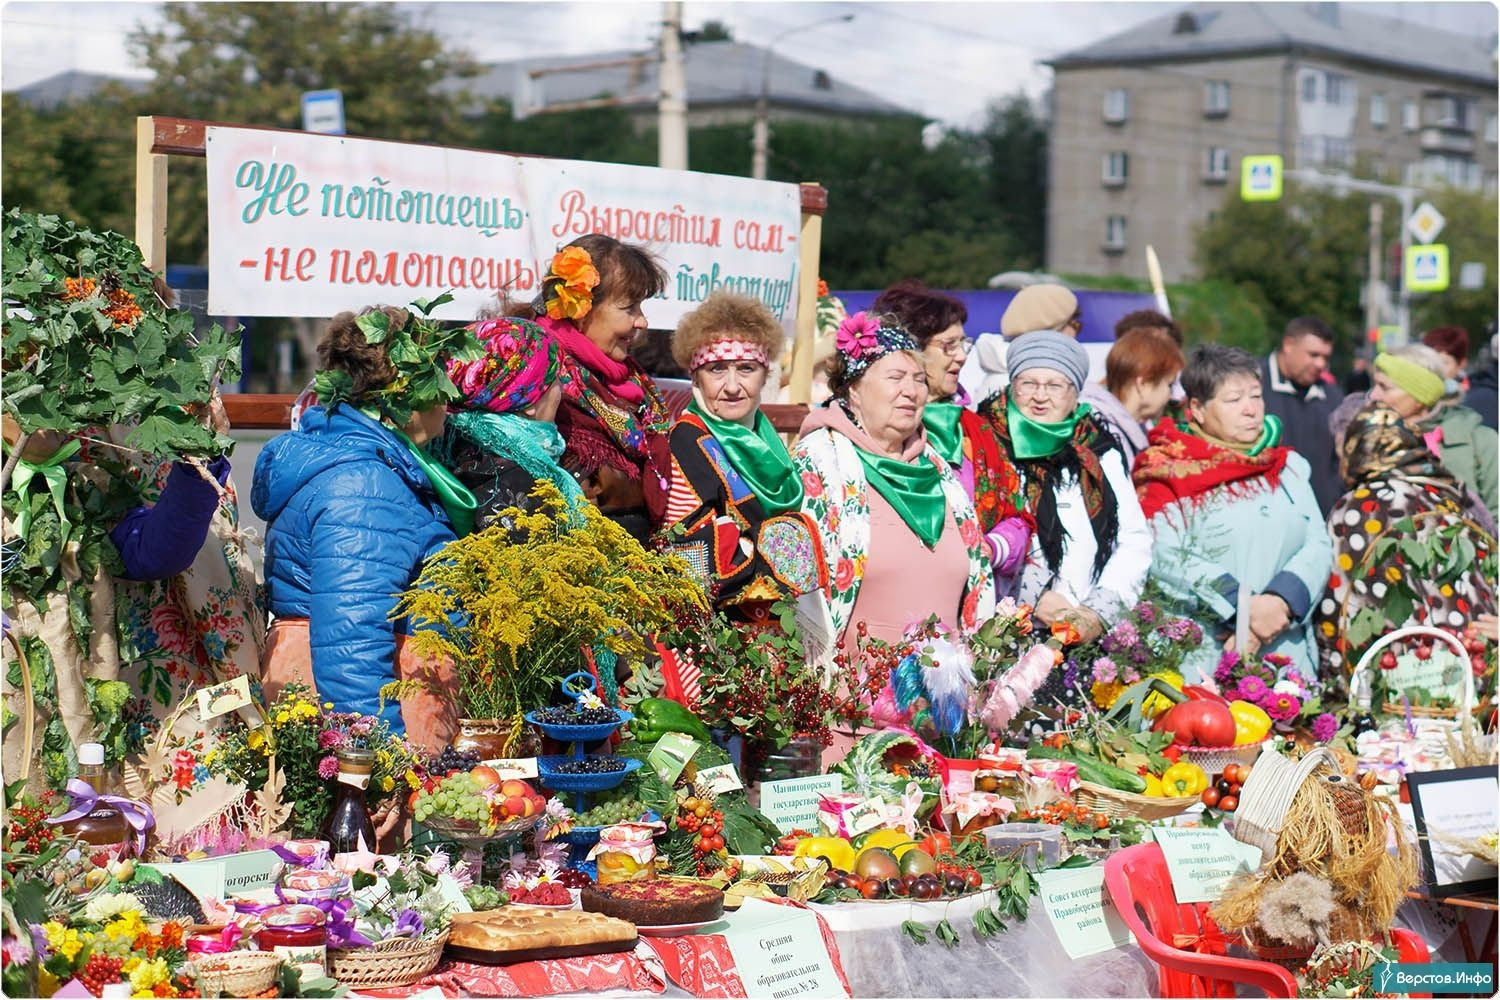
left=1194, top=185, right=1370, bottom=356
left=474, top=100, right=654, bottom=165
left=976, top=93, right=1048, bottom=261
left=124, top=1, right=481, bottom=265
left=1409, top=186, right=1498, bottom=352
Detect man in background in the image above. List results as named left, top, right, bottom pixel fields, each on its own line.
left=1261, top=316, right=1344, bottom=515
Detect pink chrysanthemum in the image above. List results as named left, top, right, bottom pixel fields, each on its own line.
left=317, top=755, right=339, bottom=780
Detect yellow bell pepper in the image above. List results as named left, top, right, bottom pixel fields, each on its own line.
left=1162, top=761, right=1209, bottom=797
left=792, top=836, right=856, bottom=873
left=1141, top=773, right=1166, bottom=797
left=1141, top=670, right=1184, bottom=720
left=1229, top=700, right=1273, bottom=745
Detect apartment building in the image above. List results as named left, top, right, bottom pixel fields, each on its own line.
left=1044, top=3, right=1499, bottom=282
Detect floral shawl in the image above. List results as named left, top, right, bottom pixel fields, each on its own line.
left=1133, top=418, right=1290, bottom=521
left=540, top=316, right=670, bottom=463
left=793, top=428, right=995, bottom=641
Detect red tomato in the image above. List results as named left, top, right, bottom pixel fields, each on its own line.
left=1159, top=700, right=1237, bottom=747
left=919, top=832, right=952, bottom=858
left=1222, top=764, right=1242, bottom=784
left=1219, top=795, right=1238, bottom=812
left=1201, top=787, right=1221, bottom=808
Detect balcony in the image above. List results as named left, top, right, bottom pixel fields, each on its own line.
left=1420, top=126, right=1475, bottom=155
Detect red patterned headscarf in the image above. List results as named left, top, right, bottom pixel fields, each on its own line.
left=447, top=317, right=559, bottom=414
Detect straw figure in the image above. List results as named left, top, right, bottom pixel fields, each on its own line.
left=1209, top=747, right=1418, bottom=964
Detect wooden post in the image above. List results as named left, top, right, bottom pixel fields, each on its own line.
left=787, top=183, right=828, bottom=407
left=134, top=116, right=169, bottom=272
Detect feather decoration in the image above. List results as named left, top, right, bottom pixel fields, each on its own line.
left=891, top=652, right=926, bottom=711
left=917, top=635, right=975, bottom=736
left=980, top=644, right=1057, bottom=733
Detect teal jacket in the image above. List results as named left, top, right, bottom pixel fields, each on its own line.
left=1425, top=405, right=1498, bottom=520
left=1143, top=452, right=1333, bottom=683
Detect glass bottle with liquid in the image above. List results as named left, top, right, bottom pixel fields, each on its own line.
left=322, top=747, right=376, bottom=854
left=1346, top=672, right=1379, bottom=738
left=59, top=742, right=131, bottom=854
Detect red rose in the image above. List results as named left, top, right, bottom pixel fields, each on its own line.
left=801, top=472, right=823, bottom=498
left=960, top=519, right=981, bottom=547
left=834, top=558, right=855, bottom=591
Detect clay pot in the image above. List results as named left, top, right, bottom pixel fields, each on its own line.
left=451, top=717, right=540, bottom=760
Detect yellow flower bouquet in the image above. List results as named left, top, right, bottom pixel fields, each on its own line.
left=394, top=481, right=708, bottom=754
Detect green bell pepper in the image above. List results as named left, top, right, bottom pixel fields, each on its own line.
left=628, top=698, right=715, bottom=745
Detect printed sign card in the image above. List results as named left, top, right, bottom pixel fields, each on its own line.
left=647, top=732, right=700, bottom=785
left=758, top=774, right=843, bottom=834
left=1153, top=827, right=1263, bottom=903
left=197, top=675, right=253, bottom=720
left=489, top=757, right=539, bottom=780
left=698, top=763, right=744, bottom=796
left=721, top=897, right=847, bottom=998
left=1035, top=865, right=1133, bottom=958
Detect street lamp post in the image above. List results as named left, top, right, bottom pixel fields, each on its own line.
left=751, top=13, right=854, bottom=180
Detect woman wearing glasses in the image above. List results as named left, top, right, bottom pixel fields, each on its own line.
left=871, top=280, right=1033, bottom=579
left=976, top=332, right=1152, bottom=664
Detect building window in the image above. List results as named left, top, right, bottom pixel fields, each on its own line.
left=1104, top=216, right=1127, bottom=251
left=1487, top=113, right=1498, bottom=145
left=1103, top=88, right=1129, bottom=124
left=1204, top=146, right=1229, bottom=182
left=1301, top=73, right=1319, bottom=103
left=1204, top=80, right=1230, bottom=117
left=1325, top=74, right=1347, bottom=106
left=1403, top=99, right=1419, bottom=131
left=1370, top=93, right=1387, bottom=128
left=1102, top=151, right=1129, bottom=187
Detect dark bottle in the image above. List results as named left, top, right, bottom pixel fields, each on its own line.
left=322, top=747, right=376, bottom=854
left=1346, top=673, right=1379, bottom=737
left=60, top=742, right=132, bottom=854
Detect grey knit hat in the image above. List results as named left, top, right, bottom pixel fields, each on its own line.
left=1006, top=331, right=1089, bottom=391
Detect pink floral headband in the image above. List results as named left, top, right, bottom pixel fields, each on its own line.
left=689, top=338, right=770, bottom=372
left=835, top=311, right=918, bottom=381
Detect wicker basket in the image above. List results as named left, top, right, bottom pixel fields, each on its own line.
left=1353, top=626, right=1475, bottom=721
left=189, top=950, right=284, bottom=997
left=328, top=931, right=448, bottom=989
left=1075, top=781, right=1197, bottom=821
left=1181, top=740, right=1267, bottom=776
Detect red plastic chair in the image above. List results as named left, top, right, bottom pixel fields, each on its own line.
left=1104, top=842, right=1433, bottom=998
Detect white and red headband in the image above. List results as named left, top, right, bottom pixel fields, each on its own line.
left=689, top=338, right=770, bottom=372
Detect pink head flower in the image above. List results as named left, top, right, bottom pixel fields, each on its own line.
left=1311, top=713, right=1339, bottom=742
left=1238, top=675, right=1270, bottom=702
left=835, top=311, right=882, bottom=358
left=317, top=755, right=339, bottom=780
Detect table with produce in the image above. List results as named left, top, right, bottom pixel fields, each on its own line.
left=5, top=665, right=1308, bottom=1000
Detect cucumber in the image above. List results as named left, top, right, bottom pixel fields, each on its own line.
left=1026, top=744, right=1148, bottom=794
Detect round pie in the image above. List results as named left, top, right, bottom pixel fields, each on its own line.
left=580, top=879, right=725, bottom=926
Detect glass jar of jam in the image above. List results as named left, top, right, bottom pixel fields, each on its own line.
left=257, top=904, right=327, bottom=980
left=588, top=823, right=659, bottom=885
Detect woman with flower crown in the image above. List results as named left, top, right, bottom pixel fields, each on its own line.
left=793, top=312, right=996, bottom=650
left=529, top=234, right=674, bottom=543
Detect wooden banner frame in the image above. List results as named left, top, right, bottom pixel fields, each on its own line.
left=133, top=114, right=828, bottom=432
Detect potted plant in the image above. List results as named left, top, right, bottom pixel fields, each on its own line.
left=393, top=482, right=708, bottom=756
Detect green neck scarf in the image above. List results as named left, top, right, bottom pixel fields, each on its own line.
left=922, top=401, right=965, bottom=466
left=853, top=444, right=947, bottom=549
left=443, top=409, right=588, bottom=514
left=379, top=415, right=479, bottom=538
left=1182, top=414, right=1283, bottom=456
left=686, top=398, right=804, bottom=514
left=1007, top=397, right=1092, bottom=460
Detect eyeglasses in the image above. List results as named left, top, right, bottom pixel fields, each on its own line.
left=931, top=338, right=969, bottom=358
left=1012, top=377, right=1076, bottom=399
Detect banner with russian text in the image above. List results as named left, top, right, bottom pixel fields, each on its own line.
left=204, top=127, right=803, bottom=329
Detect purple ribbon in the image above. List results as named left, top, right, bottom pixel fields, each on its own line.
left=46, top=779, right=155, bottom=855
left=308, top=897, right=372, bottom=950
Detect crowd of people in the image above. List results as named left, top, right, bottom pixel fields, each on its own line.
left=124, top=233, right=1496, bottom=750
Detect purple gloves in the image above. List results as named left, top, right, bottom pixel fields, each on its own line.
left=985, top=516, right=1032, bottom=577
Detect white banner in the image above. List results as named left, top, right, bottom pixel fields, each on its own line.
left=203, top=127, right=803, bottom=329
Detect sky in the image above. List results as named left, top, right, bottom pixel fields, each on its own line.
left=1, top=0, right=1496, bottom=128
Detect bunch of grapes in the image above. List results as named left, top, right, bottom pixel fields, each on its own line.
left=426, top=746, right=481, bottom=778
left=578, top=797, right=647, bottom=826
left=551, top=757, right=627, bottom=774
left=76, top=954, right=124, bottom=997
left=534, top=705, right=620, bottom=726
left=413, top=772, right=492, bottom=826
left=463, top=884, right=508, bottom=910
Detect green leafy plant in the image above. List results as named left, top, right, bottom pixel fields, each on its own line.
left=393, top=482, right=708, bottom=752
left=311, top=291, right=483, bottom=427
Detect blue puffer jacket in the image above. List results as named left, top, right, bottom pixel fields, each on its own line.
left=253, top=405, right=454, bottom=729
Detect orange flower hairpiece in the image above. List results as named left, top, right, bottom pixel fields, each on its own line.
left=543, top=246, right=601, bottom=321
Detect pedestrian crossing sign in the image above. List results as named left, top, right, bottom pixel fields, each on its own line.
left=1240, top=155, right=1282, bottom=201
left=1405, top=244, right=1449, bottom=293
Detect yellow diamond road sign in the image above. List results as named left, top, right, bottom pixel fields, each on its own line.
left=1405, top=244, right=1449, bottom=293
left=1241, top=155, right=1282, bottom=201
left=1406, top=202, right=1446, bottom=245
